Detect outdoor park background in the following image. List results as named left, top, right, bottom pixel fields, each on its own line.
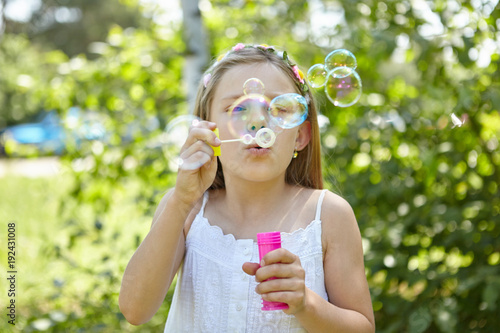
left=0, top=0, right=499, bottom=332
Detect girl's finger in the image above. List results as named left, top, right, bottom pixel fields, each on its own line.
left=255, top=277, right=302, bottom=295
left=255, top=262, right=304, bottom=282
left=183, top=121, right=220, bottom=148
left=183, top=127, right=220, bottom=149
left=261, top=248, right=298, bottom=266
left=242, top=262, right=260, bottom=276
left=178, top=151, right=212, bottom=171
left=180, top=140, right=215, bottom=160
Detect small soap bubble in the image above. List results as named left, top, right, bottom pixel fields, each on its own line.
left=325, top=49, right=357, bottom=72
left=325, top=67, right=362, bottom=107
left=268, top=93, right=308, bottom=129
left=255, top=128, right=276, bottom=148
left=162, top=114, right=200, bottom=170
left=243, top=78, right=266, bottom=95
left=242, top=133, right=254, bottom=145
left=306, top=64, right=328, bottom=88
left=227, top=94, right=273, bottom=140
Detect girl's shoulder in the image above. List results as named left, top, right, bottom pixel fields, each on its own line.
left=320, top=189, right=354, bottom=218
left=319, top=190, right=362, bottom=254
left=301, top=188, right=353, bottom=221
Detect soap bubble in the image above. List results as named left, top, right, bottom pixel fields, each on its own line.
left=243, top=78, right=266, bottom=95
left=306, top=64, right=328, bottom=88
left=306, top=49, right=362, bottom=108
left=227, top=94, right=274, bottom=140
left=241, top=133, right=254, bottom=145
left=255, top=128, right=276, bottom=148
left=162, top=114, right=201, bottom=170
left=268, top=93, right=308, bottom=129
left=325, top=49, right=357, bottom=72
left=325, top=67, right=362, bottom=107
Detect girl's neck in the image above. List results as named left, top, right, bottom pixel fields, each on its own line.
left=216, top=177, right=300, bottom=230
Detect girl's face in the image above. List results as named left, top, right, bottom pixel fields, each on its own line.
left=209, top=63, right=310, bottom=184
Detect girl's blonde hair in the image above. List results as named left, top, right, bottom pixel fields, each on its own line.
left=193, top=45, right=323, bottom=190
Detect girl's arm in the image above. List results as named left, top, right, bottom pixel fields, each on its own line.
left=119, top=121, right=220, bottom=325
left=118, top=190, right=192, bottom=325
left=295, top=191, right=374, bottom=332
left=243, top=190, right=375, bottom=332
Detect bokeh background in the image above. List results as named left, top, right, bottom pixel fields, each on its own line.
left=0, top=0, right=499, bottom=332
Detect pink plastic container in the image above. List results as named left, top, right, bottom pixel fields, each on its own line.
left=257, top=231, right=289, bottom=311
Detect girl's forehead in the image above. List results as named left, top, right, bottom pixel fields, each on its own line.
left=217, top=63, right=295, bottom=96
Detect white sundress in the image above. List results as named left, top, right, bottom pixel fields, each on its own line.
left=164, top=190, right=329, bottom=333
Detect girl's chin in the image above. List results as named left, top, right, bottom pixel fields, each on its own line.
left=221, top=161, right=284, bottom=183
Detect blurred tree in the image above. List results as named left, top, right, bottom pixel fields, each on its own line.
left=181, top=0, right=208, bottom=111
left=3, top=0, right=149, bottom=57
left=0, top=33, right=62, bottom=127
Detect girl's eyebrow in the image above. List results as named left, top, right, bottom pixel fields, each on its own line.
left=221, top=94, right=242, bottom=102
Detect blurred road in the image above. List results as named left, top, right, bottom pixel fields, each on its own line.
left=0, top=157, right=61, bottom=178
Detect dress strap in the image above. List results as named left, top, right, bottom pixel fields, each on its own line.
left=314, top=189, right=328, bottom=221
left=199, top=191, right=209, bottom=216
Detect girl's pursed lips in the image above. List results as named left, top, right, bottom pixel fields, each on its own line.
left=246, top=147, right=271, bottom=156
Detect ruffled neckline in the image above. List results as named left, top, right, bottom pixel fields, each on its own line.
left=194, top=213, right=321, bottom=244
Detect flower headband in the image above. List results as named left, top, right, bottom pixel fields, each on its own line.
left=203, top=43, right=309, bottom=95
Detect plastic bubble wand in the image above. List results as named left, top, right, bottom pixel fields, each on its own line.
left=210, top=127, right=276, bottom=156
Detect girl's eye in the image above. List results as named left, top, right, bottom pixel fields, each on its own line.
left=231, top=105, right=247, bottom=113
left=269, top=105, right=289, bottom=116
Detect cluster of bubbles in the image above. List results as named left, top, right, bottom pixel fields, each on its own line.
left=306, top=49, right=362, bottom=107
left=162, top=78, right=308, bottom=170
left=162, top=49, right=361, bottom=169
left=227, top=78, right=308, bottom=145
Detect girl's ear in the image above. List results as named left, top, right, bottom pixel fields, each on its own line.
left=295, top=120, right=311, bottom=151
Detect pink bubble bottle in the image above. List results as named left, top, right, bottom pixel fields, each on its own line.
left=257, top=231, right=289, bottom=311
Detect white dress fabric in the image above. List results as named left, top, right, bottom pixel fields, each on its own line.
left=164, top=190, right=329, bottom=333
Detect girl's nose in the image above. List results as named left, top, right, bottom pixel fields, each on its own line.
left=241, top=95, right=270, bottom=134
left=246, top=114, right=267, bottom=133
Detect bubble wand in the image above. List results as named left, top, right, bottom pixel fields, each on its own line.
left=211, top=127, right=276, bottom=156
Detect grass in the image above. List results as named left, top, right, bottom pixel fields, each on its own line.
left=0, top=173, right=175, bottom=332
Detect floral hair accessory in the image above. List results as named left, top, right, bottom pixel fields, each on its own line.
left=232, top=43, right=245, bottom=52
left=203, top=73, right=212, bottom=88
left=292, top=65, right=305, bottom=84
left=203, top=44, right=309, bottom=95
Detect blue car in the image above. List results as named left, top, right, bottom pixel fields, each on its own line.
left=0, top=109, right=107, bottom=157
left=0, top=111, right=66, bottom=156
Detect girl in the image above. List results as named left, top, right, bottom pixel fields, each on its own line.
left=119, top=44, right=375, bottom=332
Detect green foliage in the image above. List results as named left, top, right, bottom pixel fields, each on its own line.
left=317, top=1, right=500, bottom=331
left=0, top=0, right=499, bottom=332
left=0, top=34, right=63, bottom=127
left=4, top=0, right=149, bottom=57
left=0, top=175, right=174, bottom=332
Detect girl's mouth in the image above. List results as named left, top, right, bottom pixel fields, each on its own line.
left=247, top=146, right=271, bottom=156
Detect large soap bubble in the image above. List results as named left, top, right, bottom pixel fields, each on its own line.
left=243, top=78, right=266, bottom=95
left=162, top=114, right=201, bottom=171
left=324, top=67, right=362, bottom=107
left=268, top=93, right=308, bottom=129
left=227, top=93, right=276, bottom=140
left=324, top=49, right=357, bottom=72
left=306, top=64, right=328, bottom=88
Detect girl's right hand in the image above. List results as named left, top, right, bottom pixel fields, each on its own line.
left=172, top=120, right=221, bottom=207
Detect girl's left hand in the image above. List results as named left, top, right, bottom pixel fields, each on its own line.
left=242, top=248, right=306, bottom=315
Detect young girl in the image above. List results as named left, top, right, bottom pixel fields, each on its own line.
left=119, top=44, right=375, bottom=332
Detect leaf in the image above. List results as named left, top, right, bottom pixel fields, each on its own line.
left=408, top=307, right=432, bottom=333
